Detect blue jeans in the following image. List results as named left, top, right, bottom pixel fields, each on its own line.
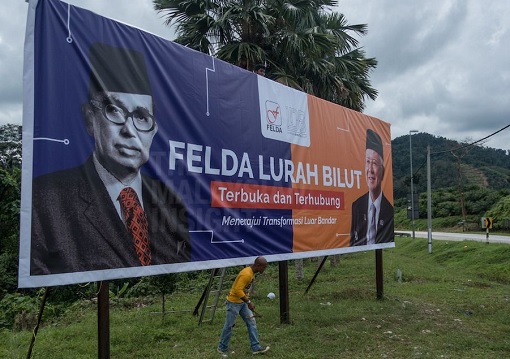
left=218, top=300, right=262, bottom=352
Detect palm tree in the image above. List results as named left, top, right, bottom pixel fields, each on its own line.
left=153, top=0, right=377, bottom=112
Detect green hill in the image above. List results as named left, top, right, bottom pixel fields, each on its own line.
left=391, top=133, right=510, bottom=229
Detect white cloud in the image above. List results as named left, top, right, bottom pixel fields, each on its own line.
left=0, top=0, right=175, bottom=129
left=2, top=0, right=509, bottom=151
left=338, top=0, right=510, bottom=150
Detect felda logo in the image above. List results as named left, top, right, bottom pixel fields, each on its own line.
left=265, top=100, right=283, bottom=133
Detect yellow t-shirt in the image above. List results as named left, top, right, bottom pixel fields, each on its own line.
left=226, top=266, right=254, bottom=303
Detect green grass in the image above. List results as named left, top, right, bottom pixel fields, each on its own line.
left=2, top=238, right=510, bottom=358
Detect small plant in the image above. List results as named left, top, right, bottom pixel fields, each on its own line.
left=109, top=282, right=129, bottom=299
left=0, top=290, right=43, bottom=330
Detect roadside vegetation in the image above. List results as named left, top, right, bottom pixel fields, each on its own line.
left=1, top=238, right=509, bottom=358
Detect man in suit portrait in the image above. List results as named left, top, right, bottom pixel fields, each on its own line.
left=350, top=129, right=394, bottom=246
left=30, top=43, right=191, bottom=275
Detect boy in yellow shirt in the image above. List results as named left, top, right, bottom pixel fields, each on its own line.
left=218, top=256, right=270, bottom=355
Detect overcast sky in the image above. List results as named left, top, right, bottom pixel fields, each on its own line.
left=3, top=0, right=509, bottom=150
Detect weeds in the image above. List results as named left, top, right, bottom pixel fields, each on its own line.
left=1, top=238, right=509, bottom=358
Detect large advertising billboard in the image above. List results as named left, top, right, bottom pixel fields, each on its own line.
left=19, top=0, right=394, bottom=288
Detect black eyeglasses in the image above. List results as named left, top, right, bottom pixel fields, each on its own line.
left=365, top=158, right=382, bottom=169
left=90, top=100, right=156, bottom=132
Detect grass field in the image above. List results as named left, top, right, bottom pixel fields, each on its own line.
left=2, top=237, right=509, bottom=358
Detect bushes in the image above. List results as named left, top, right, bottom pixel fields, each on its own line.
left=0, top=291, right=43, bottom=330
left=0, top=166, right=21, bottom=299
left=0, top=271, right=212, bottom=329
left=485, top=195, right=510, bottom=230
left=395, top=186, right=510, bottom=228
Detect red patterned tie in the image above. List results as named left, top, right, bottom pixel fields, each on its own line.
left=118, top=187, right=151, bottom=265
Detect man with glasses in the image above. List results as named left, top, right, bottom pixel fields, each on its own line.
left=350, top=129, right=394, bottom=246
left=30, top=43, right=191, bottom=275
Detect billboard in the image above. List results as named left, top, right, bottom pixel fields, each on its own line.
left=19, top=0, right=394, bottom=288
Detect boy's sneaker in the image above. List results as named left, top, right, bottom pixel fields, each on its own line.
left=252, top=346, right=270, bottom=355
left=217, top=348, right=228, bottom=356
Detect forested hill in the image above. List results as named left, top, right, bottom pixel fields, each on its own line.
left=391, top=132, right=510, bottom=201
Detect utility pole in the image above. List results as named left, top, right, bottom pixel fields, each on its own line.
left=409, top=130, right=418, bottom=239
left=427, top=145, right=432, bottom=254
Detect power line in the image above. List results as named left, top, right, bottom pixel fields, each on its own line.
left=410, top=123, right=510, bottom=177
left=430, top=123, right=510, bottom=155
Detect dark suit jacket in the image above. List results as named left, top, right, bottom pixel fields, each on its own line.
left=350, top=192, right=394, bottom=246
left=30, top=156, right=191, bottom=275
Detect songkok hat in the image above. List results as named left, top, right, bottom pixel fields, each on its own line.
left=254, top=64, right=266, bottom=71
left=88, top=43, right=151, bottom=98
left=366, top=129, right=383, bottom=159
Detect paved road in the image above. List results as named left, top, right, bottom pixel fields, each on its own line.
left=397, top=231, right=510, bottom=244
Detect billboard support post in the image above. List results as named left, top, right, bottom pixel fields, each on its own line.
left=26, top=287, right=50, bottom=359
left=98, top=281, right=110, bottom=359
left=304, top=256, right=328, bottom=295
left=375, top=250, right=383, bottom=300
left=278, top=261, right=290, bottom=324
